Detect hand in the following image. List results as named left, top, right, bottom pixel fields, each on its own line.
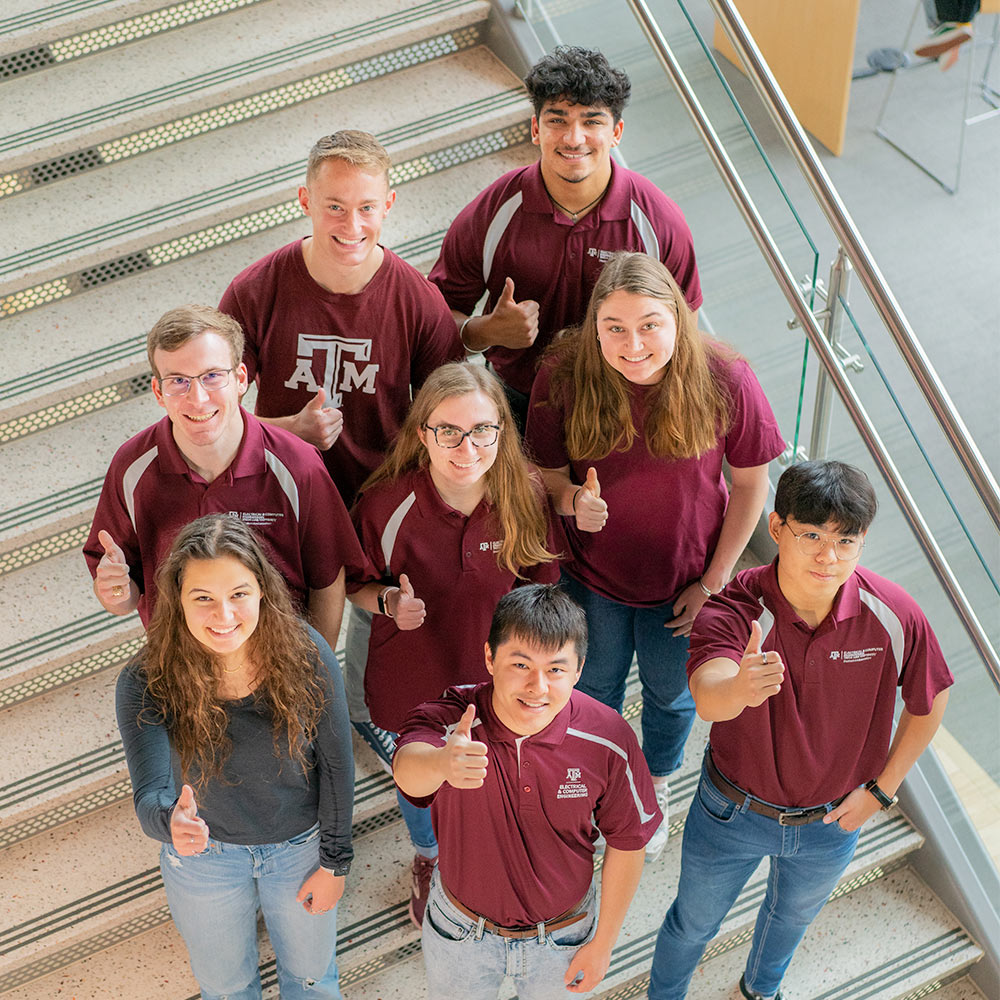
left=440, top=704, right=488, bottom=789
left=487, top=277, right=540, bottom=350
left=564, top=938, right=612, bottom=993
left=573, top=467, right=608, bottom=532
left=734, top=620, right=784, bottom=708
left=95, top=530, right=133, bottom=606
left=390, top=574, right=426, bottom=631
left=293, top=388, right=344, bottom=450
left=296, top=868, right=346, bottom=914
left=823, top=785, right=881, bottom=832
left=664, top=581, right=710, bottom=637
left=170, top=784, right=210, bottom=855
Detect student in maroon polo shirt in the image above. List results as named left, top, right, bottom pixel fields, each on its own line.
left=429, top=46, right=701, bottom=425
left=525, top=252, right=784, bottom=864
left=84, top=305, right=365, bottom=655
left=346, top=361, right=563, bottom=927
left=648, top=461, right=953, bottom=1000
left=394, top=585, right=661, bottom=1000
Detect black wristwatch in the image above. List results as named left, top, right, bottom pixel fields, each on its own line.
left=864, top=779, right=898, bottom=810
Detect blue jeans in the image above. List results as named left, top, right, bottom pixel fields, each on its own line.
left=343, top=604, right=372, bottom=723
left=357, top=721, right=438, bottom=858
left=560, top=574, right=693, bottom=776
left=159, top=824, right=342, bottom=1000
left=421, top=870, right=597, bottom=999
left=648, top=761, right=860, bottom=999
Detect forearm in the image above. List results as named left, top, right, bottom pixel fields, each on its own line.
left=452, top=310, right=494, bottom=353
left=877, top=690, right=949, bottom=795
left=591, top=846, right=645, bottom=950
left=538, top=466, right=579, bottom=516
left=347, top=581, right=393, bottom=616
left=255, top=413, right=298, bottom=433
left=393, top=742, right=447, bottom=798
left=307, top=570, right=346, bottom=653
left=690, top=658, right=747, bottom=722
left=701, top=468, right=769, bottom=593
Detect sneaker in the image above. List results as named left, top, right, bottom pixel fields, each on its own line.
left=914, top=22, right=972, bottom=60
left=645, top=782, right=670, bottom=862
left=352, top=719, right=396, bottom=775
left=739, top=973, right=784, bottom=1000
left=408, top=854, right=437, bottom=928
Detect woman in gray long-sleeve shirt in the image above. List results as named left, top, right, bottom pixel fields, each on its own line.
left=116, top=514, right=354, bottom=1000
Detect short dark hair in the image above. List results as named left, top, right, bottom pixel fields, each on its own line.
left=774, top=461, right=878, bottom=535
left=524, top=46, right=631, bottom=122
left=487, top=584, right=588, bottom=664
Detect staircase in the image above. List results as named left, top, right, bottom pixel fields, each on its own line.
left=0, top=1, right=989, bottom=997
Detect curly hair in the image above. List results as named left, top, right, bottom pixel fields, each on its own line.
left=142, top=515, right=326, bottom=788
left=546, top=252, right=733, bottom=461
left=524, top=46, right=631, bottom=122
left=359, top=362, right=557, bottom=576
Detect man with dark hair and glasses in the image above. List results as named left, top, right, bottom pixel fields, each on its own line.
left=84, top=304, right=366, bottom=656
left=648, top=460, right=953, bottom=1000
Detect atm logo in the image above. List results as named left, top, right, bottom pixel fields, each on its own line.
left=283, top=334, right=379, bottom=405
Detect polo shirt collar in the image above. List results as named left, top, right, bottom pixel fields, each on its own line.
left=411, top=467, right=494, bottom=523
left=519, top=160, right=631, bottom=223
left=153, top=409, right=257, bottom=480
left=476, top=682, right=572, bottom=746
left=763, top=558, right=863, bottom=630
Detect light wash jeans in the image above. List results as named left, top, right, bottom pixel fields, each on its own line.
left=159, top=823, right=342, bottom=1000
left=560, top=573, right=694, bottom=777
left=421, top=870, right=597, bottom=999
left=648, top=759, right=860, bottom=999
left=343, top=603, right=372, bottom=723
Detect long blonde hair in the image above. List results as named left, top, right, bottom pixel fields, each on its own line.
left=548, top=252, right=732, bottom=460
left=359, top=362, right=556, bottom=575
left=142, top=515, right=326, bottom=788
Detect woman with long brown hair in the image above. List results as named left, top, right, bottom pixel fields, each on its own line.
left=116, top=514, right=353, bottom=1000
left=525, top=251, right=784, bottom=862
left=346, top=360, right=562, bottom=925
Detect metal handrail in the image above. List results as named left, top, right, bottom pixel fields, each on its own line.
left=625, top=0, right=1000, bottom=688
left=705, top=0, right=1000, bottom=534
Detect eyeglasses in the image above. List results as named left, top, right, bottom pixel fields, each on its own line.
left=783, top=522, right=865, bottom=561
left=157, top=369, right=234, bottom=396
left=423, top=423, right=501, bottom=448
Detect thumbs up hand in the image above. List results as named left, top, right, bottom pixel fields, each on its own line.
left=486, top=277, right=540, bottom=350
left=573, top=467, right=608, bottom=533
left=736, top=621, right=784, bottom=708
left=293, top=388, right=344, bottom=450
left=390, top=573, right=426, bottom=631
left=170, top=784, right=210, bottom=855
left=440, top=704, right=489, bottom=789
left=95, top=530, right=134, bottom=607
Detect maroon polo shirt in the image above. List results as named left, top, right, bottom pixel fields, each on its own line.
left=220, top=242, right=463, bottom=505
left=428, top=160, right=702, bottom=395
left=524, top=353, right=784, bottom=607
left=687, top=561, right=954, bottom=807
left=395, top=683, right=661, bottom=926
left=84, top=410, right=366, bottom=624
left=347, top=467, right=563, bottom=732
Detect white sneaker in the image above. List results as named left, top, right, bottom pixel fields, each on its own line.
left=645, top=782, right=671, bottom=862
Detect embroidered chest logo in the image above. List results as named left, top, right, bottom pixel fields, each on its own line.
left=479, top=541, right=502, bottom=553
left=829, top=646, right=884, bottom=663
left=283, top=334, right=380, bottom=406
left=557, top=767, right=589, bottom=800
left=229, top=510, right=283, bottom=527
left=586, top=248, right=615, bottom=262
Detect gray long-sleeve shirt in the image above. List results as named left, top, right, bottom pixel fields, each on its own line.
left=116, top=625, right=354, bottom=873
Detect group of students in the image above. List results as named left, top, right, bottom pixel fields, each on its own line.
left=84, top=43, right=953, bottom=1000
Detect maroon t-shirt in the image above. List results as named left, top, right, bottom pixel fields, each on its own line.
left=395, top=683, right=661, bottom=926
left=347, top=467, right=563, bottom=732
left=219, top=242, right=463, bottom=505
left=428, top=161, right=702, bottom=395
left=687, top=561, right=954, bottom=807
left=84, top=411, right=366, bottom=624
left=525, top=353, right=785, bottom=607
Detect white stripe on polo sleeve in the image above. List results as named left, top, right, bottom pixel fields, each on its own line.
left=566, top=728, right=657, bottom=823
left=122, top=447, right=158, bottom=531
left=380, top=491, right=417, bottom=576
left=263, top=449, right=299, bottom=520
left=482, top=192, right=523, bottom=285
left=858, top=588, right=905, bottom=675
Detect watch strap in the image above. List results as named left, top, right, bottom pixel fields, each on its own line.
left=864, top=779, right=898, bottom=810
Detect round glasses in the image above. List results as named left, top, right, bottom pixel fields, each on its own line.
left=783, top=522, right=864, bottom=561
left=158, top=369, right=233, bottom=396
left=423, top=423, right=500, bottom=448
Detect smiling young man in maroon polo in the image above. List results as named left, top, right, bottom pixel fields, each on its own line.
left=394, top=584, right=661, bottom=998
left=648, top=460, right=953, bottom=1000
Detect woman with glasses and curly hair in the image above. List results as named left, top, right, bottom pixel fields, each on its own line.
left=116, top=514, right=353, bottom=1000
left=524, top=251, right=784, bottom=862
left=346, top=360, right=563, bottom=925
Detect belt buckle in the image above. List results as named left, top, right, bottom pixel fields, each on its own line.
left=778, top=809, right=810, bottom=826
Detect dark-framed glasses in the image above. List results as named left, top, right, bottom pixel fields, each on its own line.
left=423, top=422, right=501, bottom=448
left=158, top=369, right=234, bottom=396
left=783, top=522, right=864, bottom=561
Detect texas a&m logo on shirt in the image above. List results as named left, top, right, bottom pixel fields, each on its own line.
left=283, top=334, right=380, bottom=406
left=557, top=767, right=589, bottom=800
left=829, top=646, right=885, bottom=663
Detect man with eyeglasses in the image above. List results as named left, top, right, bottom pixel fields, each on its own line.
left=84, top=304, right=366, bottom=655
left=648, top=460, right=953, bottom=1000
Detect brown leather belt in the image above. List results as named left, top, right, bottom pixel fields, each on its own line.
left=706, top=750, right=846, bottom=827
left=441, top=882, right=587, bottom=939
